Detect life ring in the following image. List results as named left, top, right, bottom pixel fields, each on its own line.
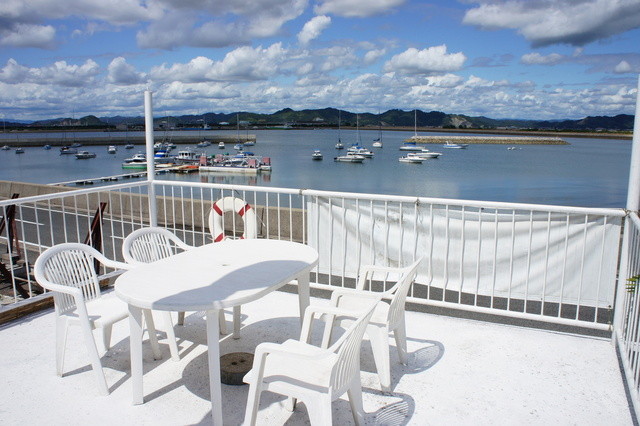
left=208, top=197, right=257, bottom=242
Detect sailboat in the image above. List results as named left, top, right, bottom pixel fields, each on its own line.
left=372, top=118, right=383, bottom=148
left=399, top=109, right=423, bottom=151
left=335, top=110, right=344, bottom=149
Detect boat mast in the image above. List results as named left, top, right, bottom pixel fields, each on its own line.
left=414, top=109, right=417, bottom=138
left=338, top=109, right=341, bottom=142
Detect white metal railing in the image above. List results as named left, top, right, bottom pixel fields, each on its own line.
left=2, top=179, right=625, bottom=332
left=614, top=212, right=640, bottom=418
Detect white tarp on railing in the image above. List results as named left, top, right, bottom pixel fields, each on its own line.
left=308, top=198, right=622, bottom=307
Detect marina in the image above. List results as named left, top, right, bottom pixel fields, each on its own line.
left=0, top=128, right=632, bottom=208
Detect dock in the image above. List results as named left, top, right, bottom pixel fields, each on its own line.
left=404, top=135, right=568, bottom=144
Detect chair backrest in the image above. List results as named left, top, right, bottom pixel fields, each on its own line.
left=34, top=243, right=104, bottom=315
left=122, top=227, right=191, bottom=265
left=387, top=258, right=422, bottom=329
left=328, top=301, right=378, bottom=397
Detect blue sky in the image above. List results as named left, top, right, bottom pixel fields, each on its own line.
left=0, top=0, right=639, bottom=121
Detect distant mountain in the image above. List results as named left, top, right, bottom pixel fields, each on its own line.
left=14, top=110, right=636, bottom=132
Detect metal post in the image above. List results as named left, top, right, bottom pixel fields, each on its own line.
left=626, top=76, right=640, bottom=212
left=144, top=90, right=158, bottom=226
left=614, top=76, right=640, bottom=337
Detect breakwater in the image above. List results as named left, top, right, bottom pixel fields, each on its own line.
left=404, top=135, right=568, bottom=145
left=0, top=133, right=256, bottom=148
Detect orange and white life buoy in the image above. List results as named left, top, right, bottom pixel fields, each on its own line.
left=208, top=197, right=257, bottom=242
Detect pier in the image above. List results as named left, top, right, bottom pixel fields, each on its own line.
left=404, top=135, right=568, bottom=144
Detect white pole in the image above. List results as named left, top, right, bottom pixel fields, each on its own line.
left=144, top=90, right=157, bottom=226
left=614, top=75, right=640, bottom=339
left=626, top=76, right=640, bottom=211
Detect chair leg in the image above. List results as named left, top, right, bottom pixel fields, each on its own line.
left=79, top=321, right=109, bottom=395
left=243, top=381, right=263, bottom=426
left=347, top=376, right=365, bottom=426
left=232, top=305, right=241, bottom=339
left=143, top=310, right=162, bottom=360
left=55, top=316, right=69, bottom=377
left=177, top=312, right=186, bottom=326
left=305, top=395, right=333, bottom=425
left=163, top=312, right=180, bottom=361
left=368, top=326, right=391, bottom=392
left=218, top=310, right=228, bottom=335
left=285, top=397, right=297, bottom=412
left=393, top=319, right=408, bottom=365
left=101, top=324, right=113, bottom=353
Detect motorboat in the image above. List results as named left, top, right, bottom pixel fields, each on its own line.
left=108, top=145, right=117, bottom=154
left=71, top=142, right=82, bottom=148
left=125, top=143, right=134, bottom=149
left=243, top=141, right=255, bottom=146
left=197, top=140, right=211, bottom=148
left=334, top=154, right=364, bottom=163
left=218, top=142, right=225, bottom=149
left=399, top=141, right=423, bottom=151
left=44, top=145, right=52, bottom=150
left=75, top=151, right=97, bottom=159
left=1, top=145, right=9, bottom=150
left=124, top=153, right=146, bottom=163
left=233, top=143, right=244, bottom=150
left=174, top=148, right=200, bottom=163
left=335, top=141, right=344, bottom=149
left=199, top=153, right=267, bottom=174
left=347, top=146, right=374, bottom=158
left=443, top=141, right=469, bottom=149
left=409, top=149, right=442, bottom=159
left=312, top=150, right=323, bottom=160
left=122, top=153, right=174, bottom=170
left=372, top=140, right=383, bottom=148
left=399, top=155, right=424, bottom=163
left=59, top=146, right=78, bottom=155
left=15, top=147, right=24, bottom=154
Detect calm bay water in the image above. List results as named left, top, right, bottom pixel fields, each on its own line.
left=0, top=129, right=632, bottom=208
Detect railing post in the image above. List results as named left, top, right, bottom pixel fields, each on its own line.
left=145, top=90, right=158, bottom=227
left=614, top=76, right=640, bottom=337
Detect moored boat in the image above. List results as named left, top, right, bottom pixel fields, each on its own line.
left=44, top=145, right=52, bottom=150
left=334, top=154, right=364, bottom=163
left=75, top=151, right=96, bottom=159
left=443, top=141, right=469, bottom=149
left=108, top=145, right=117, bottom=154
left=399, top=155, right=424, bottom=163
left=410, top=149, right=442, bottom=159
left=312, top=150, right=323, bottom=160
left=218, top=142, right=225, bottom=149
left=59, top=146, right=78, bottom=155
left=199, top=152, right=269, bottom=174
left=1, top=145, right=9, bottom=150
left=399, top=141, right=423, bottom=151
left=15, top=147, right=24, bottom=154
left=125, top=143, right=134, bottom=149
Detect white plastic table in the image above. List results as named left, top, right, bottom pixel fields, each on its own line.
left=114, top=238, right=319, bottom=425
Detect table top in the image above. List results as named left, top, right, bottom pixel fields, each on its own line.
left=115, top=239, right=318, bottom=312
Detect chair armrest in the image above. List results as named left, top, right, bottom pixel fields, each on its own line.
left=102, top=258, right=133, bottom=271
left=330, top=287, right=391, bottom=306
left=300, top=305, right=372, bottom=344
left=38, top=281, right=83, bottom=297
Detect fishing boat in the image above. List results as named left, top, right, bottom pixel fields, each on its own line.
left=312, top=150, right=323, bottom=160
left=108, top=145, right=117, bottom=154
left=15, top=147, right=24, bottom=154
left=334, top=154, right=364, bottom=163
left=443, top=141, right=469, bottom=149
left=75, top=151, right=97, bottom=159
left=399, top=155, right=424, bottom=163
left=59, top=146, right=78, bottom=155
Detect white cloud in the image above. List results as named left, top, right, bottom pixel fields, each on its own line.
left=0, top=58, right=100, bottom=87
left=383, top=45, right=466, bottom=75
left=107, top=57, right=145, bottom=85
left=520, top=52, right=564, bottom=65
left=0, top=23, right=56, bottom=49
left=463, top=0, right=640, bottom=47
left=150, top=44, right=288, bottom=83
left=298, top=15, right=331, bottom=45
left=315, top=0, right=405, bottom=18
left=614, top=60, right=632, bottom=74
left=363, top=48, right=387, bottom=64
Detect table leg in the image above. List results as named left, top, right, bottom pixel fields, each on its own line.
left=128, top=305, right=144, bottom=405
left=297, top=273, right=311, bottom=324
left=206, top=309, right=224, bottom=426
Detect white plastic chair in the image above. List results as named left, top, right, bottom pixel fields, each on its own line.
left=122, top=227, right=230, bottom=360
left=323, top=258, right=423, bottom=392
left=243, top=300, right=380, bottom=425
left=33, top=242, right=161, bottom=396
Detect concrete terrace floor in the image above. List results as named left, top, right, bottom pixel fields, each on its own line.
left=0, top=289, right=633, bottom=426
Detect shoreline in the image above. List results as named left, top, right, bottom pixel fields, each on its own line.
left=402, top=135, right=568, bottom=145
